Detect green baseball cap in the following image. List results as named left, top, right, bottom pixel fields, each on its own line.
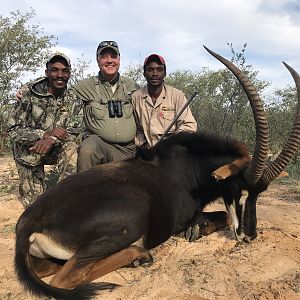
left=96, top=41, right=120, bottom=55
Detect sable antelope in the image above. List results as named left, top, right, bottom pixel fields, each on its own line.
left=14, top=47, right=300, bottom=299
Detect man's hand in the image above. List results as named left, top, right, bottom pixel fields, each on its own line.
left=16, top=84, right=30, bottom=101
left=43, top=127, right=68, bottom=141
left=29, top=138, right=56, bottom=155
left=16, top=89, right=22, bottom=101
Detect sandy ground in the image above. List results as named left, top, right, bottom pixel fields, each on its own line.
left=0, top=155, right=299, bottom=300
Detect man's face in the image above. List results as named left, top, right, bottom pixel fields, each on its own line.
left=144, top=61, right=166, bottom=87
left=97, top=49, right=120, bottom=79
left=45, top=60, right=70, bottom=93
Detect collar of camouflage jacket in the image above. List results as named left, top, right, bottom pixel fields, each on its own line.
left=30, top=76, right=67, bottom=97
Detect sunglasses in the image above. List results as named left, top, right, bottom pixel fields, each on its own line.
left=98, top=41, right=118, bottom=48
left=97, top=41, right=119, bottom=55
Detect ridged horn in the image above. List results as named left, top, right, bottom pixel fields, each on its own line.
left=259, top=62, right=300, bottom=186
left=203, top=45, right=269, bottom=186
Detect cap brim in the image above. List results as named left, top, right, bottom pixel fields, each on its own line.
left=144, top=54, right=166, bottom=67
left=47, top=54, right=71, bottom=67
left=98, top=46, right=120, bottom=55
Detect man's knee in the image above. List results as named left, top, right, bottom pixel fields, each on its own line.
left=77, top=135, right=107, bottom=171
left=78, top=136, right=102, bottom=158
left=57, top=141, right=78, bottom=179
left=78, top=143, right=97, bottom=158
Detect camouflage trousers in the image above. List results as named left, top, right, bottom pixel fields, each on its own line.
left=15, top=141, right=78, bottom=208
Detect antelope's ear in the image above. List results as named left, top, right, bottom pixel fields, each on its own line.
left=275, top=171, right=289, bottom=179
left=212, top=157, right=251, bottom=181
left=212, top=164, right=237, bottom=181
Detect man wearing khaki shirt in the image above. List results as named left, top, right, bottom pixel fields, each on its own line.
left=132, top=54, right=197, bottom=148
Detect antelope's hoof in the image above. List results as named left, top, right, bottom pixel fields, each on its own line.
left=132, top=254, right=153, bottom=268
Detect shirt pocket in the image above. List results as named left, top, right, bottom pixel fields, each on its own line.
left=161, top=109, right=176, bottom=133
left=123, top=102, right=134, bottom=119
left=90, top=102, right=107, bottom=119
left=162, top=111, right=175, bottom=121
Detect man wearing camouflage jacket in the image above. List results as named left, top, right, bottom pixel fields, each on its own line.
left=8, top=52, right=83, bottom=208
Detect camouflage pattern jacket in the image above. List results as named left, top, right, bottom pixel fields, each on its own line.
left=8, top=77, right=84, bottom=166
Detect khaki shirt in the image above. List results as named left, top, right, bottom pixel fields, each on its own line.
left=132, top=84, right=197, bottom=147
left=72, top=74, right=138, bottom=144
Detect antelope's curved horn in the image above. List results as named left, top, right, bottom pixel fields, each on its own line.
left=259, top=62, right=300, bottom=186
left=203, top=46, right=269, bottom=186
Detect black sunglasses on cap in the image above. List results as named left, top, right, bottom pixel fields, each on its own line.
left=97, top=41, right=119, bottom=55
left=98, top=41, right=118, bottom=48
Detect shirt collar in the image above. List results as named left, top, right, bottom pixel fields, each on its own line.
left=98, top=71, right=120, bottom=86
left=142, top=83, right=167, bottom=106
left=31, top=77, right=68, bottom=99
